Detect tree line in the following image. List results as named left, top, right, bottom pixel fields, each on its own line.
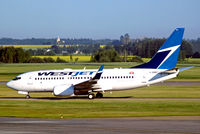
left=0, top=47, right=67, bottom=63
left=0, top=37, right=199, bottom=63
left=0, top=37, right=199, bottom=54
left=0, top=38, right=112, bottom=45
left=114, top=38, right=194, bottom=58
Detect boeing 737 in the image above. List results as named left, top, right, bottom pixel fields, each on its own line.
left=7, top=28, right=192, bottom=99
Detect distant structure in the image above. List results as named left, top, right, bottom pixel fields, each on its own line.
left=56, top=36, right=61, bottom=44
left=120, top=33, right=131, bottom=45
left=120, top=33, right=132, bottom=62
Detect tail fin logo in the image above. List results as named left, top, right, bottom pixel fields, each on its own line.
left=157, top=45, right=180, bottom=69
left=132, top=28, right=184, bottom=69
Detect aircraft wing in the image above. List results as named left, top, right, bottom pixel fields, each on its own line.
left=73, top=65, right=104, bottom=93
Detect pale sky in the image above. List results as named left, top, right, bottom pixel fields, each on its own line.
left=0, top=0, right=199, bottom=39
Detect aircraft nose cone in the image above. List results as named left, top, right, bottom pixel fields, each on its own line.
left=6, top=81, right=13, bottom=88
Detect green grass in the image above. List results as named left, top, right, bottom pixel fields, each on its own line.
left=1, top=84, right=200, bottom=98
left=1, top=83, right=199, bottom=118
left=0, top=62, right=199, bottom=119
left=0, top=62, right=199, bottom=81
left=0, top=99, right=199, bottom=118
left=183, top=58, right=200, bottom=64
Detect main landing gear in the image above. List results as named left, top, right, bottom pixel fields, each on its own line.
left=88, top=92, right=103, bottom=99
left=96, top=92, right=103, bottom=98
left=88, top=93, right=95, bottom=99
left=26, top=94, right=30, bottom=99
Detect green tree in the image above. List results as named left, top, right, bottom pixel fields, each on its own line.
left=91, top=48, right=121, bottom=62
left=56, top=57, right=67, bottom=63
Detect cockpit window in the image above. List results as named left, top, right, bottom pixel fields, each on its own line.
left=13, top=77, right=21, bottom=81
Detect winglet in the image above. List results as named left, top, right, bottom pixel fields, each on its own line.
left=98, top=64, right=104, bottom=72
left=92, top=64, right=104, bottom=80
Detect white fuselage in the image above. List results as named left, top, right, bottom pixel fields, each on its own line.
left=7, top=68, right=179, bottom=93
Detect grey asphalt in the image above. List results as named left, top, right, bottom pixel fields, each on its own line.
left=0, top=117, right=199, bottom=134
left=0, top=81, right=7, bottom=85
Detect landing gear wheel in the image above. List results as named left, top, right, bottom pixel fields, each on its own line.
left=26, top=95, right=30, bottom=99
left=96, top=92, right=103, bottom=98
left=88, top=94, right=95, bottom=99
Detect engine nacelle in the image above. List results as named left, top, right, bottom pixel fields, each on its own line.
left=53, top=84, right=74, bottom=96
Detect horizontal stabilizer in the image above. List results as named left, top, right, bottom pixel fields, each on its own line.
left=179, top=66, right=194, bottom=72
left=162, top=68, right=178, bottom=74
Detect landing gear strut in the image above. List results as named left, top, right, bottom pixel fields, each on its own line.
left=88, top=93, right=95, bottom=99
left=96, top=92, right=103, bottom=98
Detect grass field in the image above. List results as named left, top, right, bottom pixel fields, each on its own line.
left=33, top=56, right=200, bottom=64
left=0, top=99, right=200, bottom=118
left=0, top=80, right=200, bottom=118
left=1, top=84, right=200, bottom=98
left=0, top=62, right=199, bottom=81
left=0, top=62, right=199, bottom=118
left=1, top=83, right=200, bottom=118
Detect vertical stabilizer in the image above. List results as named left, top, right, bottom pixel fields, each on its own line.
left=132, top=28, right=184, bottom=69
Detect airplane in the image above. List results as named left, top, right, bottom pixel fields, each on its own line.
left=6, top=28, right=193, bottom=99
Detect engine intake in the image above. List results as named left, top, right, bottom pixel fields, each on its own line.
left=53, top=84, right=74, bottom=96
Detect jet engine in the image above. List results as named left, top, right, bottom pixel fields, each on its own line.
left=53, top=84, right=74, bottom=96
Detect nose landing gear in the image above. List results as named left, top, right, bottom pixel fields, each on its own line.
left=18, top=91, right=30, bottom=99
